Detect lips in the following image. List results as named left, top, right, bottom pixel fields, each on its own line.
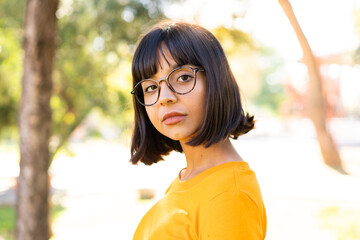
left=162, top=112, right=187, bottom=125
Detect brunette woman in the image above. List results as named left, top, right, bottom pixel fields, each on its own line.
left=130, top=21, right=266, bottom=240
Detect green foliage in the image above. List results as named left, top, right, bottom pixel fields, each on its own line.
left=253, top=47, right=286, bottom=116
left=50, top=0, right=166, bottom=157
left=51, top=203, right=66, bottom=220
left=0, top=0, right=25, bottom=29
left=213, top=27, right=286, bottom=116
left=0, top=0, right=25, bottom=141
left=0, top=205, right=15, bottom=239
left=213, top=26, right=254, bottom=54
left=0, top=0, right=168, bottom=158
left=0, top=24, right=23, bottom=137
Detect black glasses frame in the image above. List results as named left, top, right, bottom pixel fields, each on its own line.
left=131, top=66, right=204, bottom=106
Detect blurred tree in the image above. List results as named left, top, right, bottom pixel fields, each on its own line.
left=47, top=0, right=167, bottom=160
left=0, top=0, right=171, bottom=239
left=0, top=0, right=167, bottom=158
left=17, top=1, right=59, bottom=240
left=213, top=26, right=286, bottom=116
left=278, top=0, right=344, bottom=172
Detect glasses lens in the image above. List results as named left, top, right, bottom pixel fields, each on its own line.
left=134, top=80, right=159, bottom=106
left=133, top=67, right=199, bottom=106
left=168, top=67, right=196, bottom=94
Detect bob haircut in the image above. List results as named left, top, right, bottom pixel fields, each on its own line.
left=130, top=21, right=254, bottom=165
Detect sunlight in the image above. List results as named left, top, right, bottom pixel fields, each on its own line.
left=165, top=0, right=359, bottom=60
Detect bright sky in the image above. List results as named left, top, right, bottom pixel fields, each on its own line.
left=165, top=0, right=359, bottom=61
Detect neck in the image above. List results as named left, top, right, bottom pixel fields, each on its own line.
left=179, top=138, right=243, bottom=181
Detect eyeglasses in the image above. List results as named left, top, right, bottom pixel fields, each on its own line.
left=131, top=66, right=204, bottom=106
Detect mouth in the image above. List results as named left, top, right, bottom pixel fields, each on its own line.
left=162, top=112, right=187, bottom=125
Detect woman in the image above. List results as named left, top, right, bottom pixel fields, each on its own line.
left=130, top=21, right=267, bottom=240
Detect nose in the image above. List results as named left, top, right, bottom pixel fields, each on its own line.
left=157, top=80, right=177, bottom=105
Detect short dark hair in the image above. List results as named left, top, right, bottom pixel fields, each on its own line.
left=130, top=21, right=254, bottom=165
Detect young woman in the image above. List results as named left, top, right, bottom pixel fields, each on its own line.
left=130, top=21, right=267, bottom=240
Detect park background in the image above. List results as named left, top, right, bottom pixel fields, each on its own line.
left=1, top=0, right=360, bottom=239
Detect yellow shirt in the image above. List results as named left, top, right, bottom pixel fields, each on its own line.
left=133, top=161, right=267, bottom=240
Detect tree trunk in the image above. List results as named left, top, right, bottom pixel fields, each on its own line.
left=278, top=0, right=344, bottom=171
left=17, top=0, right=59, bottom=239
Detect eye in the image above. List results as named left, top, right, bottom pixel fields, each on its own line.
left=177, top=74, right=193, bottom=82
left=144, top=84, right=158, bottom=93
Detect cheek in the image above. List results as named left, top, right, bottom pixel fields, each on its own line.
left=145, top=106, right=163, bottom=133
left=194, top=81, right=207, bottom=117
left=145, top=107, right=157, bottom=125
left=197, top=96, right=207, bottom=122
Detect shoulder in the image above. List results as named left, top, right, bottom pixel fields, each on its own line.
left=204, top=190, right=261, bottom=219
left=204, top=165, right=263, bottom=215
left=204, top=162, right=261, bottom=198
left=166, top=161, right=263, bottom=204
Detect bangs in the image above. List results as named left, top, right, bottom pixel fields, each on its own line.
left=132, top=25, right=203, bottom=85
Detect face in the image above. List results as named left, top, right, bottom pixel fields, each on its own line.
left=144, top=47, right=207, bottom=143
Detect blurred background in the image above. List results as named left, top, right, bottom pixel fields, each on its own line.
left=1, top=0, right=360, bottom=239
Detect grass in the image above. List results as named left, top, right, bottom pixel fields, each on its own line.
left=0, top=205, right=15, bottom=240
left=319, top=205, right=360, bottom=240
left=0, top=203, right=66, bottom=240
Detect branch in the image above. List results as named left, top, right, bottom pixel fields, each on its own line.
left=49, top=107, right=92, bottom=167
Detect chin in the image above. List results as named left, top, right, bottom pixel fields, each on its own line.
left=164, top=130, right=198, bottom=143
left=167, top=135, right=189, bottom=142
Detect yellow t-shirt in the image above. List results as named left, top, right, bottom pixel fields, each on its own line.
left=133, top=161, right=267, bottom=240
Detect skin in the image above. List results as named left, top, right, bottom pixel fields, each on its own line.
left=145, top=46, right=243, bottom=181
